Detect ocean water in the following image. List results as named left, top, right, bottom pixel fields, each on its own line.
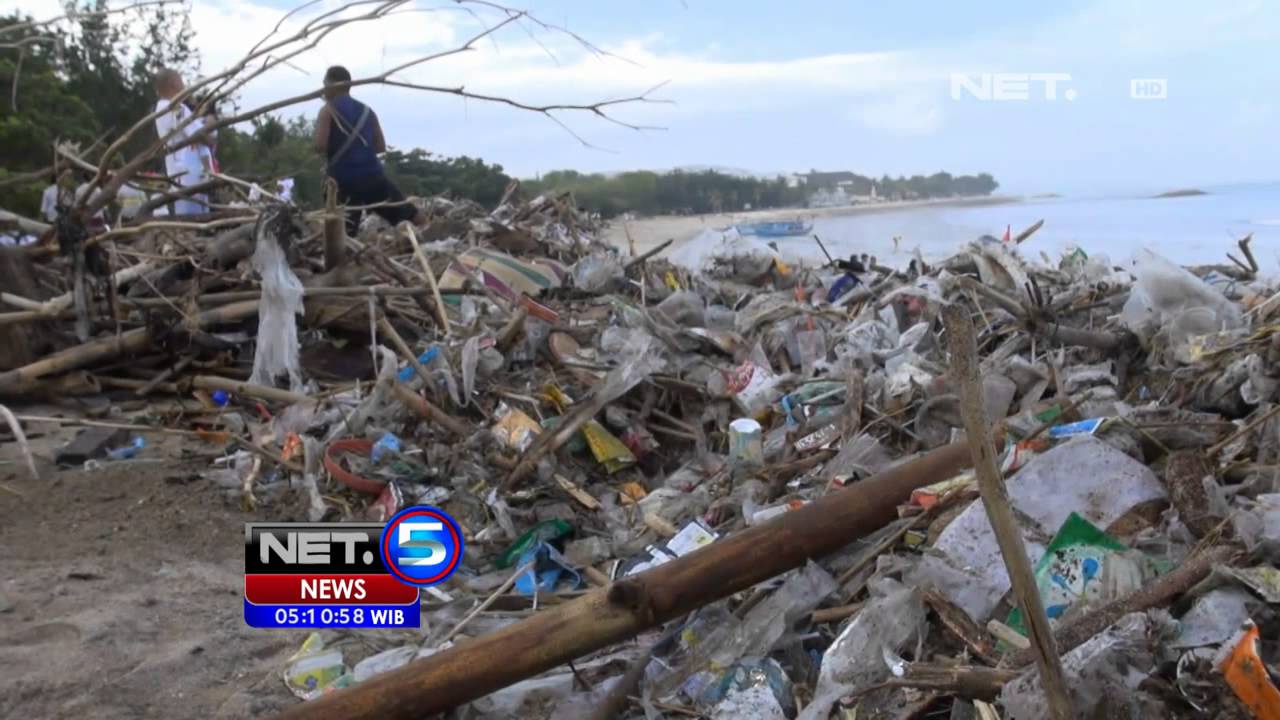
left=800, top=182, right=1280, bottom=270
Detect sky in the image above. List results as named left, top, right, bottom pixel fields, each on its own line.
left=8, top=0, right=1280, bottom=194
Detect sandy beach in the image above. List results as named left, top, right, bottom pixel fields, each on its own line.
left=603, top=194, right=1021, bottom=254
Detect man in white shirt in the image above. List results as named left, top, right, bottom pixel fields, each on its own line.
left=40, top=170, right=75, bottom=222
left=153, top=69, right=208, bottom=215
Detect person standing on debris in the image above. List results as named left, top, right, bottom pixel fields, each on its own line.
left=313, top=65, right=424, bottom=235
left=153, top=68, right=208, bottom=215
left=40, top=170, right=73, bottom=222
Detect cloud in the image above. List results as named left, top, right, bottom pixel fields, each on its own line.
left=856, top=93, right=944, bottom=136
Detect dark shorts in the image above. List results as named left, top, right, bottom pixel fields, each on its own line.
left=334, top=172, right=416, bottom=235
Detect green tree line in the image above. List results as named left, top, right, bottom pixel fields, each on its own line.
left=0, top=6, right=512, bottom=218
left=524, top=169, right=1000, bottom=218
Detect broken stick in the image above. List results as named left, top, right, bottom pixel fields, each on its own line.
left=943, top=302, right=1073, bottom=720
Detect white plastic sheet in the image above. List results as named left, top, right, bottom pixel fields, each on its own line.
left=250, top=229, right=304, bottom=389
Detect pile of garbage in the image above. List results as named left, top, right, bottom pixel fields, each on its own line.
left=3, top=196, right=1280, bottom=720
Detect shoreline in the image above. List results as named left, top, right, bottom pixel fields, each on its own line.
left=604, top=194, right=1022, bottom=254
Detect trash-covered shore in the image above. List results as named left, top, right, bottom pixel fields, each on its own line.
left=3, top=196, right=1279, bottom=720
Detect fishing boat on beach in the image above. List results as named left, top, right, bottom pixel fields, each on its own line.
left=731, top=219, right=813, bottom=238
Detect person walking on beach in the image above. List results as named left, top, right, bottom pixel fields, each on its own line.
left=153, top=69, right=208, bottom=215
left=313, top=65, right=424, bottom=235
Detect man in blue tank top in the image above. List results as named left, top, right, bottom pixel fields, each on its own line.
left=313, top=66, right=425, bottom=235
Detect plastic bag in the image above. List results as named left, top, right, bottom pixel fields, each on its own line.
left=1001, top=613, right=1160, bottom=720
left=571, top=253, right=624, bottom=293
left=250, top=228, right=305, bottom=390
left=1121, top=248, right=1243, bottom=346
left=801, top=578, right=926, bottom=720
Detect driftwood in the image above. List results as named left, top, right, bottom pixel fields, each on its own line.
left=0, top=370, right=101, bottom=400
left=0, top=299, right=259, bottom=392
left=944, top=302, right=1073, bottom=720
left=270, top=441, right=977, bottom=720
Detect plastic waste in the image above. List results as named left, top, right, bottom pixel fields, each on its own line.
left=514, top=541, right=582, bottom=595
left=250, top=224, right=305, bottom=390
left=1002, top=613, right=1161, bottom=720
left=571, top=253, right=624, bottom=293
left=801, top=578, right=927, bottom=720
left=1047, top=417, right=1107, bottom=439
left=930, top=436, right=1167, bottom=621
left=728, top=417, right=764, bottom=470
left=1006, top=513, right=1162, bottom=635
left=1171, top=587, right=1256, bottom=649
left=654, top=290, right=706, bottom=327
left=352, top=646, right=417, bottom=683
left=823, top=433, right=894, bottom=482
left=106, top=436, right=145, bottom=461
left=211, top=389, right=230, bottom=407
left=703, top=658, right=794, bottom=720
left=1216, top=621, right=1280, bottom=720
left=370, top=433, right=401, bottom=464
left=796, top=329, right=826, bottom=377
left=625, top=518, right=718, bottom=576
left=283, top=633, right=348, bottom=700
left=395, top=346, right=440, bottom=383
left=492, top=404, right=542, bottom=452
left=1121, top=248, right=1243, bottom=347
left=581, top=420, right=636, bottom=474
left=656, top=563, right=834, bottom=699
left=496, top=518, right=573, bottom=570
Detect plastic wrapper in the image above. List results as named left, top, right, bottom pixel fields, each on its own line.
left=461, top=335, right=481, bottom=405
left=352, top=646, right=417, bottom=683
left=282, top=633, right=349, bottom=700
left=654, top=563, right=834, bottom=698
left=250, top=228, right=305, bottom=390
left=800, top=578, right=926, bottom=720
left=1005, top=513, right=1162, bottom=635
left=1171, top=587, right=1256, bottom=649
left=655, top=290, right=706, bottom=327
left=796, top=329, right=826, bottom=377
left=570, top=253, right=624, bottom=293
left=598, top=331, right=667, bottom=403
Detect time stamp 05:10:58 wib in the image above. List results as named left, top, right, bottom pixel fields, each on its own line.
left=270, top=605, right=411, bottom=627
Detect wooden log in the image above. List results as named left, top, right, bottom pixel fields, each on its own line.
left=270, top=441, right=978, bottom=720
left=943, top=302, right=1073, bottom=720
left=0, top=299, right=259, bottom=392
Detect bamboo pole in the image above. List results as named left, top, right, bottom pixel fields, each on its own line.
left=190, top=375, right=314, bottom=406
left=943, top=302, right=1073, bottom=720
left=0, top=299, right=259, bottom=392
left=399, top=222, right=451, bottom=335
left=270, top=440, right=978, bottom=720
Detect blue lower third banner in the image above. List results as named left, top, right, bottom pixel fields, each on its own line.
left=245, top=601, right=421, bottom=629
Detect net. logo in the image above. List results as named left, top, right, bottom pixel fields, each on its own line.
left=380, top=506, right=465, bottom=587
